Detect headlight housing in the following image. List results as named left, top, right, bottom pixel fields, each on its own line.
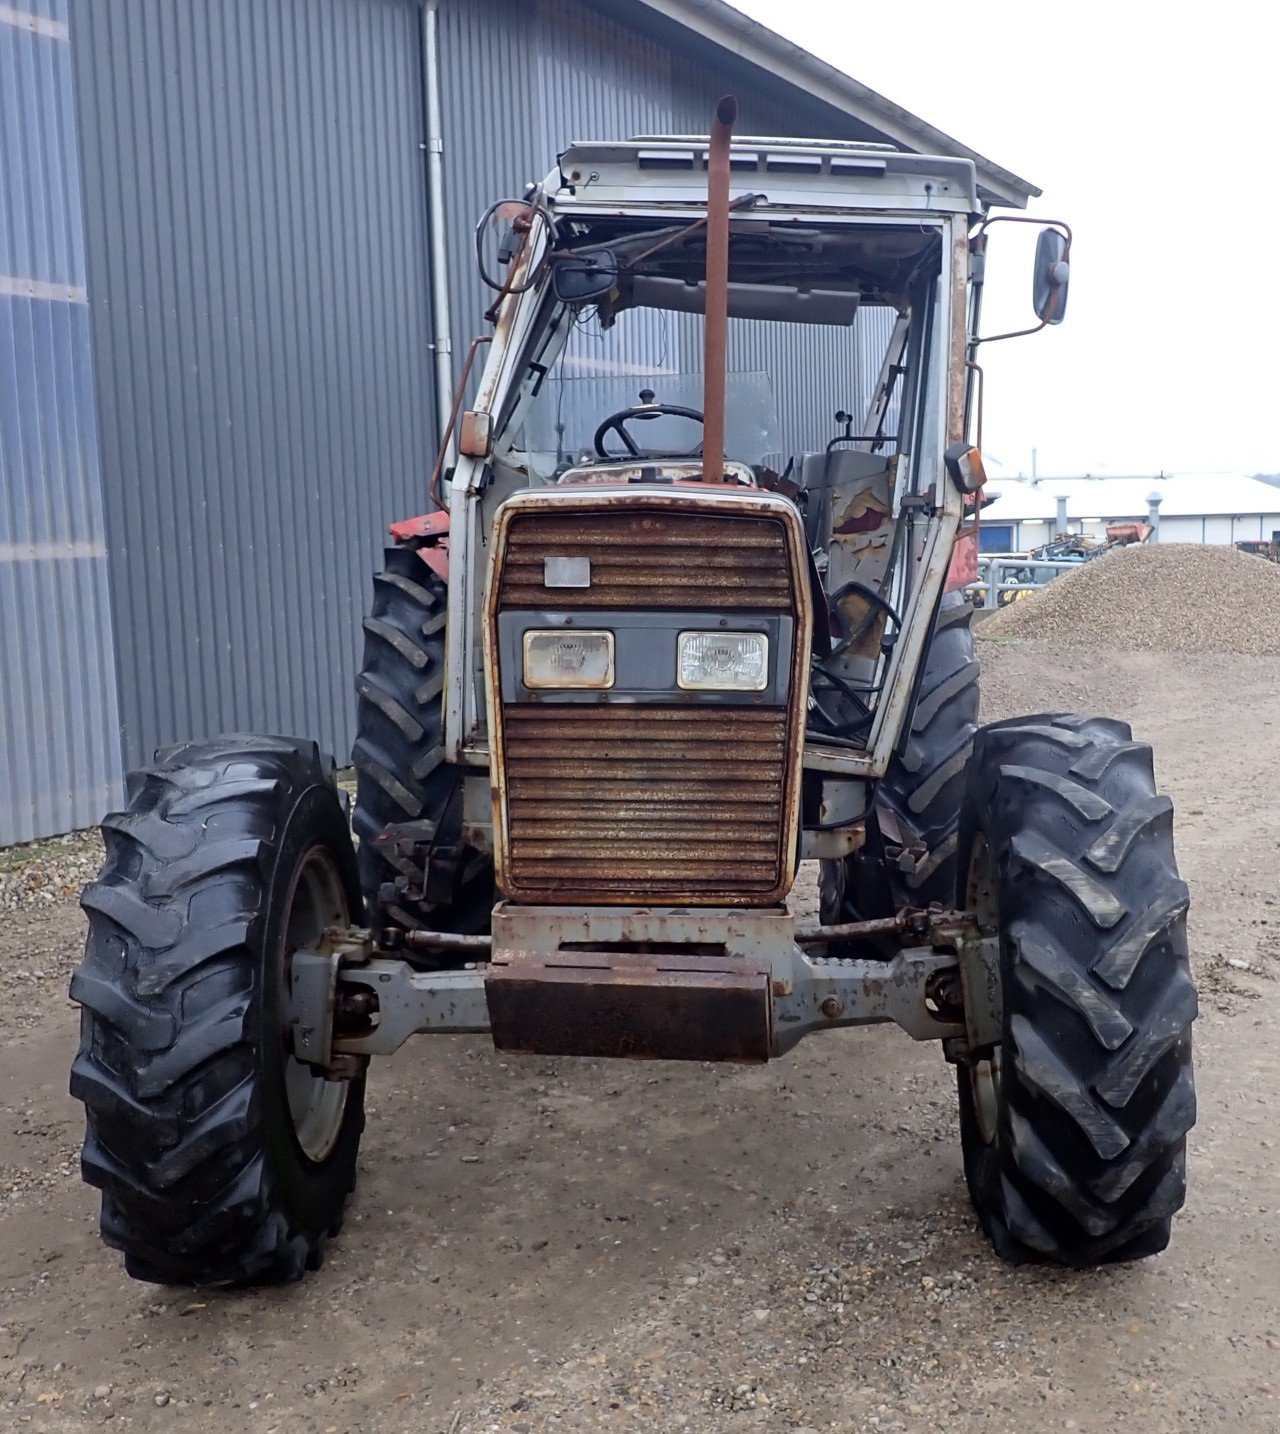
left=677, top=631, right=768, bottom=692
left=522, top=629, right=615, bottom=689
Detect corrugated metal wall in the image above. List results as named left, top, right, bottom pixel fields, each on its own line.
left=0, top=0, right=124, bottom=845
left=438, top=0, right=895, bottom=457
left=69, top=0, right=437, bottom=769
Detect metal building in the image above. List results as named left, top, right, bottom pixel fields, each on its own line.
left=0, top=0, right=1033, bottom=845
left=982, top=475, right=1280, bottom=553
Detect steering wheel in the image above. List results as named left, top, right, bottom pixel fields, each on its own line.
left=593, top=389, right=706, bottom=459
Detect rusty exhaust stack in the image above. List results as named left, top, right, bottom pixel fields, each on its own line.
left=702, top=95, right=736, bottom=483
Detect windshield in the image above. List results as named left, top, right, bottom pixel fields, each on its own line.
left=496, top=216, right=942, bottom=481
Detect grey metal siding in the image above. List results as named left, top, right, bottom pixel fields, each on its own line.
left=439, top=0, right=891, bottom=458
left=69, top=0, right=436, bottom=769
left=0, top=0, right=124, bottom=845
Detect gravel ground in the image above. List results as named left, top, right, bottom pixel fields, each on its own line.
left=0, top=641, right=1276, bottom=1432
left=980, top=543, right=1280, bottom=654
left=0, top=832, right=101, bottom=916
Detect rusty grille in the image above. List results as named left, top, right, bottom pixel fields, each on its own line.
left=497, top=511, right=792, bottom=610
left=500, top=705, right=789, bottom=902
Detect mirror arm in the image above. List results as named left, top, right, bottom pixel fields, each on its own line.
left=968, top=213, right=1072, bottom=345
left=964, top=358, right=985, bottom=450
left=973, top=214, right=1073, bottom=247
left=971, top=316, right=1050, bottom=348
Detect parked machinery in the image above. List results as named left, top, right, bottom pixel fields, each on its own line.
left=72, top=102, right=1195, bottom=1286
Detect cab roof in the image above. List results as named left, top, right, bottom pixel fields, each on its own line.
left=554, top=137, right=981, bottom=219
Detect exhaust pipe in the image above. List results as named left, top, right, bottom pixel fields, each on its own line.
left=702, top=95, right=736, bottom=484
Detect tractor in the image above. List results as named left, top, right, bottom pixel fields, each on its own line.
left=71, top=100, right=1195, bottom=1286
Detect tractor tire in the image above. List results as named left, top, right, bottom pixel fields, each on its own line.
left=821, top=591, right=979, bottom=929
left=71, top=737, right=366, bottom=1286
left=352, top=544, right=493, bottom=935
left=956, top=713, right=1196, bottom=1266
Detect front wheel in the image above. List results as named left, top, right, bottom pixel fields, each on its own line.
left=956, top=714, right=1196, bottom=1266
left=71, top=737, right=366, bottom=1286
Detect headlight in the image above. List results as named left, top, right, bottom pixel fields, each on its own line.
left=677, top=631, right=768, bottom=692
left=522, top=629, right=614, bottom=689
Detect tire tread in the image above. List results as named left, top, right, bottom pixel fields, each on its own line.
left=71, top=739, right=360, bottom=1286
left=959, top=714, right=1196, bottom=1267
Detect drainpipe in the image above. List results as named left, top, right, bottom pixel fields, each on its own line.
left=1146, top=492, right=1162, bottom=543
left=422, top=0, right=455, bottom=478
left=1054, top=495, right=1068, bottom=537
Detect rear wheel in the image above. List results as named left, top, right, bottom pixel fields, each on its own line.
left=821, top=592, right=979, bottom=929
left=352, top=544, right=493, bottom=935
left=956, top=713, right=1196, bottom=1265
left=71, top=737, right=365, bottom=1286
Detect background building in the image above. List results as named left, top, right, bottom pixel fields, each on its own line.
left=979, top=475, right=1280, bottom=553
left=1, top=0, right=1033, bottom=844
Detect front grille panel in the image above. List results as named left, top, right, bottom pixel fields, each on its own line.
left=498, top=511, right=792, bottom=610
left=501, top=705, right=789, bottom=900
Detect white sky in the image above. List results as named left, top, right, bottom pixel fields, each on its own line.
left=731, top=0, right=1278, bottom=479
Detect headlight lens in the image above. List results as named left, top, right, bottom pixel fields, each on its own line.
left=677, top=631, right=768, bottom=692
left=522, top=629, right=614, bottom=689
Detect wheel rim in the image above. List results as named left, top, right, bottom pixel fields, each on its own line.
left=965, top=833, right=1002, bottom=1146
left=281, top=846, right=351, bottom=1163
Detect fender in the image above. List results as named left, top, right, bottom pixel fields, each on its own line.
left=389, top=510, right=449, bottom=581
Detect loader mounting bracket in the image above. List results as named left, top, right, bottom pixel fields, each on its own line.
left=287, top=906, right=993, bottom=1073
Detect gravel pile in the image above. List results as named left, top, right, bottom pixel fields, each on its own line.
left=979, top=542, right=1280, bottom=654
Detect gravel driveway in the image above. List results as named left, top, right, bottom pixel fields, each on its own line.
left=0, top=639, right=1275, bottom=1433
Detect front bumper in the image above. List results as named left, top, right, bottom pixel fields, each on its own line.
left=290, top=904, right=986, bottom=1070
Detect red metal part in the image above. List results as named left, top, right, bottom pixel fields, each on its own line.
left=946, top=522, right=979, bottom=592
left=389, top=510, right=450, bottom=543
left=417, top=540, right=449, bottom=582
left=1105, top=521, right=1152, bottom=546
left=388, top=511, right=449, bottom=580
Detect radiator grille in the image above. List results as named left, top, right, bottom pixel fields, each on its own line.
left=498, top=511, right=792, bottom=610
left=501, top=705, right=789, bottom=901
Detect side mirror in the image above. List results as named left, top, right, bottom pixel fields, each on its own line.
left=552, top=246, right=619, bottom=304
left=1033, top=228, right=1070, bottom=325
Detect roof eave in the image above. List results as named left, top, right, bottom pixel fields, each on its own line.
left=627, top=0, right=1041, bottom=208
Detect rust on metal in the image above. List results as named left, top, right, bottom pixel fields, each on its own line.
left=555, top=459, right=757, bottom=488
left=701, top=95, right=736, bottom=484
left=485, top=946, right=772, bottom=1062
left=497, top=509, right=791, bottom=610
left=824, top=461, right=894, bottom=661
left=794, top=913, right=912, bottom=944
left=924, top=966, right=965, bottom=1019
left=399, top=928, right=493, bottom=956
left=502, top=705, right=788, bottom=902
left=482, top=486, right=814, bottom=907
left=948, top=223, right=970, bottom=445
